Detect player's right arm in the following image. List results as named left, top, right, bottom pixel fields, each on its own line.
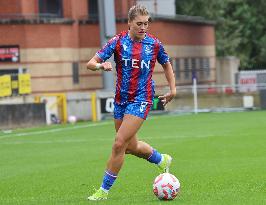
left=86, top=55, right=113, bottom=71
left=87, top=34, right=120, bottom=72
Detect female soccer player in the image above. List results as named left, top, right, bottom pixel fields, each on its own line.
left=87, top=4, right=176, bottom=200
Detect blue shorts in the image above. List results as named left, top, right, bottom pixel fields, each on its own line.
left=114, top=101, right=152, bottom=120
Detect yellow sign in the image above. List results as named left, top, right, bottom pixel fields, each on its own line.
left=0, top=75, right=12, bottom=97
left=18, top=74, right=31, bottom=94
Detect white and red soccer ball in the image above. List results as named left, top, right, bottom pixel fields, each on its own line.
left=153, top=173, right=180, bottom=200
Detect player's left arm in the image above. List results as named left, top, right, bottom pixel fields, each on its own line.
left=158, top=62, right=176, bottom=106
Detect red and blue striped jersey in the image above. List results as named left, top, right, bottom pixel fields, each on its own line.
left=96, top=31, right=170, bottom=105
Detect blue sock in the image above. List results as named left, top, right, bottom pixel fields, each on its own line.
left=147, top=149, right=162, bottom=164
left=100, top=170, right=117, bottom=192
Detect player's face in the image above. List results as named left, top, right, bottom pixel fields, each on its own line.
left=128, top=15, right=149, bottom=41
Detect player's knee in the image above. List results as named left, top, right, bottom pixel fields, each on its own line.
left=113, top=136, right=126, bottom=153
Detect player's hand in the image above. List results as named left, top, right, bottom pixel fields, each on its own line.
left=158, top=92, right=176, bottom=106
left=101, top=62, right=113, bottom=71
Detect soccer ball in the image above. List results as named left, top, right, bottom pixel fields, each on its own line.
left=68, top=115, right=77, bottom=124
left=153, top=173, right=180, bottom=200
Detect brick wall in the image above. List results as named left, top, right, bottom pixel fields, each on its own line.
left=0, top=0, right=216, bottom=94
left=0, top=0, right=21, bottom=14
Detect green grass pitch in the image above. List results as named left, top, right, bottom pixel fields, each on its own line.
left=0, top=111, right=265, bottom=205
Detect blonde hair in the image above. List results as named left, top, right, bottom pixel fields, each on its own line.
left=128, top=4, right=150, bottom=22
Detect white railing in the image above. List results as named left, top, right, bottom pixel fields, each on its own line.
left=160, top=83, right=266, bottom=94
left=156, top=83, right=266, bottom=114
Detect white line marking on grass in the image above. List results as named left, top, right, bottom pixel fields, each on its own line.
left=0, top=133, right=229, bottom=145
left=0, top=137, right=115, bottom=145
left=0, top=114, right=191, bottom=140
left=0, top=121, right=112, bottom=140
left=0, top=139, right=89, bottom=145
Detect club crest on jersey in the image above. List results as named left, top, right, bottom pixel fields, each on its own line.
left=144, top=45, right=153, bottom=54
left=122, top=58, right=150, bottom=69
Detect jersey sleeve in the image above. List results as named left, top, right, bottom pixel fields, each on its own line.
left=157, top=40, right=170, bottom=65
left=96, top=35, right=119, bottom=62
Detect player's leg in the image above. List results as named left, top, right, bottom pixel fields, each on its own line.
left=88, top=114, right=144, bottom=200
left=126, top=135, right=172, bottom=173
left=114, top=117, right=151, bottom=158
left=122, top=101, right=172, bottom=172
left=115, top=120, right=155, bottom=159
left=115, top=118, right=152, bottom=158
left=106, top=114, right=144, bottom=173
left=125, top=135, right=152, bottom=158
